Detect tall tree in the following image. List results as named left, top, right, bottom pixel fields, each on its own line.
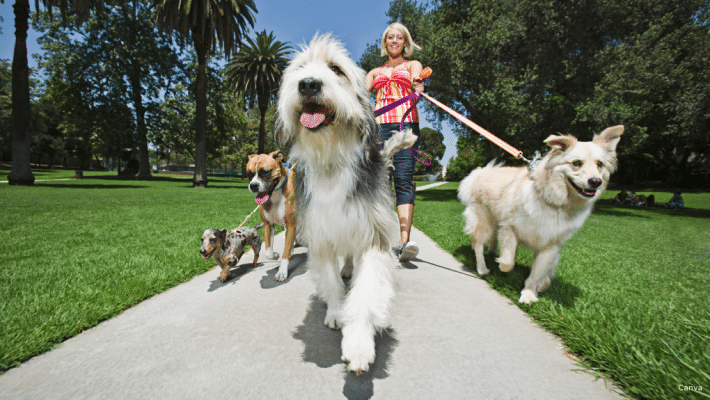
left=35, top=2, right=180, bottom=175
left=223, top=30, right=291, bottom=154
left=3, top=0, right=103, bottom=185
left=153, top=0, right=257, bottom=187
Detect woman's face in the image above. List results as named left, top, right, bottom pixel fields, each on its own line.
left=385, top=29, right=406, bottom=58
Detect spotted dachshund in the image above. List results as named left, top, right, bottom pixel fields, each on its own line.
left=200, top=224, right=263, bottom=282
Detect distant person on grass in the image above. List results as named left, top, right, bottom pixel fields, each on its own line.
left=665, top=191, right=684, bottom=211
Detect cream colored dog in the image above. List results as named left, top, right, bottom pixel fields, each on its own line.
left=458, top=125, right=623, bottom=304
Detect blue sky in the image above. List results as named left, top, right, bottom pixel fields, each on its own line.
left=0, top=0, right=457, bottom=165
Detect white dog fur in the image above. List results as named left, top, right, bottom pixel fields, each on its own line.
left=458, top=125, right=623, bottom=305
left=275, top=33, right=401, bottom=375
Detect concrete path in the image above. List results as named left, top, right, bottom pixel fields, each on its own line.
left=0, top=188, right=624, bottom=399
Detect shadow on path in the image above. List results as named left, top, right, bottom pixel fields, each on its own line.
left=292, top=296, right=399, bottom=400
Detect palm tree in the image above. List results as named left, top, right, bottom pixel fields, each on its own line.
left=153, top=0, right=256, bottom=188
left=223, top=30, right=291, bottom=154
left=4, top=0, right=101, bottom=185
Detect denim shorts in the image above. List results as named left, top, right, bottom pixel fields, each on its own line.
left=379, top=122, right=421, bottom=206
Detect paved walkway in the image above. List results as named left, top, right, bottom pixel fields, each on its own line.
left=0, top=184, right=624, bottom=399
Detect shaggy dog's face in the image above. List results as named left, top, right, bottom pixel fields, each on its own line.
left=276, top=34, right=371, bottom=145
left=541, top=126, right=622, bottom=202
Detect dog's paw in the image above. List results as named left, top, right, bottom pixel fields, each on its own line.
left=324, top=311, right=341, bottom=330
left=518, top=289, right=539, bottom=305
left=498, top=262, right=514, bottom=273
left=265, top=248, right=280, bottom=260
left=274, top=259, right=289, bottom=281
left=219, top=272, right=231, bottom=282
left=477, top=266, right=491, bottom=275
left=341, top=333, right=375, bottom=375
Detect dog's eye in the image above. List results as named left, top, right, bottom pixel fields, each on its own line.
left=596, top=161, right=604, bottom=169
left=247, top=172, right=255, bottom=179
left=572, top=160, right=583, bottom=167
left=330, top=65, right=343, bottom=76
left=209, top=238, right=216, bottom=243
left=258, top=170, right=271, bottom=178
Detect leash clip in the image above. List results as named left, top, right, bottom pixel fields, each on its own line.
left=523, top=151, right=541, bottom=171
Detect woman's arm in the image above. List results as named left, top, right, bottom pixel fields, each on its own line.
left=365, top=69, right=377, bottom=92
left=408, top=60, right=424, bottom=92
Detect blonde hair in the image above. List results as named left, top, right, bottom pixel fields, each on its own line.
left=380, top=22, right=422, bottom=58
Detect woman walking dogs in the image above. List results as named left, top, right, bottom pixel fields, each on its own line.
left=365, top=22, right=425, bottom=262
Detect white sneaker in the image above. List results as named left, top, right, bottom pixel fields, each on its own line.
left=399, top=241, right=419, bottom=262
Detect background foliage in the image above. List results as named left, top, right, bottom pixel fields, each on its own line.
left=360, top=0, right=710, bottom=185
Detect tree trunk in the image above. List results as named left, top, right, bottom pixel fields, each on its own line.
left=132, top=72, right=152, bottom=179
left=8, top=0, right=35, bottom=186
left=258, top=92, right=268, bottom=154
left=192, top=31, right=208, bottom=188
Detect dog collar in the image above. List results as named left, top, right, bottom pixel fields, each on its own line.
left=274, top=162, right=290, bottom=192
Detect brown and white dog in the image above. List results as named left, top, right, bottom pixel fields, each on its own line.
left=246, top=150, right=297, bottom=282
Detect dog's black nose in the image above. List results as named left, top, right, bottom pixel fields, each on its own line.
left=299, top=78, right=322, bottom=96
left=588, top=178, right=602, bottom=188
left=249, top=182, right=260, bottom=192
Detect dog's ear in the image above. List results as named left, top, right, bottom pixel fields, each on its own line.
left=544, top=135, right=577, bottom=152
left=593, top=125, right=624, bottom=153
left=220, top=229, right=228, bottom=239
left=248, top=154, right=257, bottom=160
left=270, top=150, right=284, bottom=162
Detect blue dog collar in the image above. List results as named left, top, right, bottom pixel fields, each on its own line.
left=274, top=162, right=290, bottom=192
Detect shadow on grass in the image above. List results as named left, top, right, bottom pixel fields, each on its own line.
left=35, top=182, right=150, bottom=189
left=595, top=202, right=710, bottom=220
left=292, top=295, right=398, bottom=400
left=452, top=244, right=583, bottom=308
left=415, top=188, right=459, bottom=202
left=31, top=175, right=248, bottom=189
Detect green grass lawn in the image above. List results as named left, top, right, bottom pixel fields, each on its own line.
left=414, top=183, right=710, bottom=400
left=0, top=174, right=259, bottom=371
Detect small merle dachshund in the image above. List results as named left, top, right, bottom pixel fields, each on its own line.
left=200, top=224, right=262, bottom=282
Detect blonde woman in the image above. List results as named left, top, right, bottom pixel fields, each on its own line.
left=365, top=22, right=424, bottom=262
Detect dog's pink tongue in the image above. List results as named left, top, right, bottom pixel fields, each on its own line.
left=300, top=112, right=326, bottom=129
left=255, top=193, right=270, bottom=205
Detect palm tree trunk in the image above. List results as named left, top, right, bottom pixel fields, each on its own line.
left=8, top=0, right=35, bottom=186
left=192, top=31, right=209, bottom=188
left=258, top=92, right=268, bottom=154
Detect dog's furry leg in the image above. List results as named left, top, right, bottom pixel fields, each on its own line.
left=519, top=247, right=561, bottom=304
left=275, top=228, right=296, bottom=281
left=264, top=222, right=280, bottom=260
left=496, top=225, right=518, bottom=273
left=463, top=205, right=492, bottom=275
left=340, top=249, right=397, bottom=375
left=312, top=254, right=346, bottom=329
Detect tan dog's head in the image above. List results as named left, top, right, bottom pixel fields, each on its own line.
left=246, top=150, right=288, bottom=205
left=532, top=125, right=624, bottom=205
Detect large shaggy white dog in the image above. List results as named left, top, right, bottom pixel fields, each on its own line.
left=275, top=34, right=400, bottom=375
left=458, top=126, right=623, bottom=305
